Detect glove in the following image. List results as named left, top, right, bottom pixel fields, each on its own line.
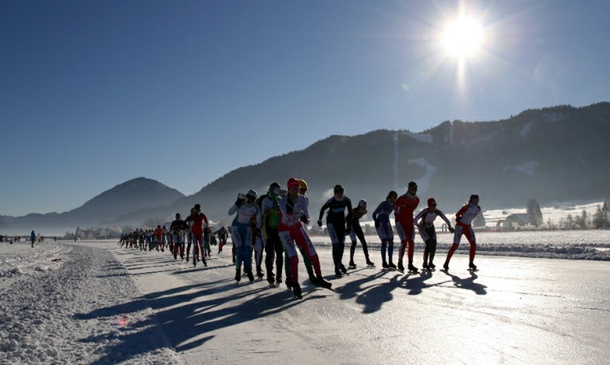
left=300, top=215, right=309, bottom=224
left=449, top=226, right=455, bottom=233
left=456, top=216, right=462, bottom=222
left=317, top=219, right=323, bottom=227
left=235, top=193, right=246, bottom=206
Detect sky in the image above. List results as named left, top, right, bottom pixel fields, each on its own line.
left=1, top=0, right=609, bottom=217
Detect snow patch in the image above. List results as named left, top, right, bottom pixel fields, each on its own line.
left=407, top=157, right=437, bottom=193
left=0, top=243, right=181, bottom=365
left=401, top=131, right=433, bottom=144
left=502, top=160, right=540, bottom=176
left=542, top=112, right=568, bottom=123
left=519, top=121, right=533, bottom=138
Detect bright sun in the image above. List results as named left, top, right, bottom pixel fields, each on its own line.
left=442, top=18, right=484, bottom=58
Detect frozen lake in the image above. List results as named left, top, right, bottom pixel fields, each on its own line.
left=103, top=231, right=609, bottom=365
left=1, top=230, right=608, bottom=364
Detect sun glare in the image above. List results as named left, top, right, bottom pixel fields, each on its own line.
left=442, top=18, right=484, bottom=59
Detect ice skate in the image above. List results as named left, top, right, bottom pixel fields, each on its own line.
left=408, top=263, right=419, bottom=273
left=348, top=261, right=357, bottom=270
left=312, top=276, right=332, bottom=289
left=468, top=262, right=478, bottom=271
left=366, top=259, right=375, bottom=267
left=292, top=283, right=302, bottom=299
left=388, top=262, right=397, bottom=270
left=397, top=260, right=405, bottom=273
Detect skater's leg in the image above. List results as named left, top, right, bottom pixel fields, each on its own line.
left=297, top=244, right=315, bottom=280
left=429, top=239, right=437, bottom=266
left=444, top=243, right=459, bottom=266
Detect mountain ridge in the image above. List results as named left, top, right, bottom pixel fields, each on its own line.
left=2, top=102, right=609, bottom=233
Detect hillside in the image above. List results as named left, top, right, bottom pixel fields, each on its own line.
left=2, top=177, right=184, bottom=232
left=2, top=102, right=609, bottom=231
left=123, top=102, right=610, bottom=226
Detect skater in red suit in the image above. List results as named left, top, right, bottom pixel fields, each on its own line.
left=395, top=181, right=420, bottom=273
left=443, top=194, right=481, bottom=271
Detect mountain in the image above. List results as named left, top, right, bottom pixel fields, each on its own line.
left=121, top=102, right=610, bottom=227
left=3, top=102, right=609, bottom=233
left=1, top=177, right=184, bottom=233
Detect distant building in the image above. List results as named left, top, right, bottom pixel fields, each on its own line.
left=496, top=213, right=530, bottom=228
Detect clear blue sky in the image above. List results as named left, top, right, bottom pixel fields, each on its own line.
left=1, top=0, right=608, bottom=216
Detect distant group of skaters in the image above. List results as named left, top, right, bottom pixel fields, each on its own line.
left=119, top=178, right=481, bottom=299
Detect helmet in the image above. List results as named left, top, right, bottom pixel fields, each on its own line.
left=246, top=189, right=258, bottom=199
left=299, top=179, right=308, bottom=190
left=269, top=182, right=280, bottom=190
left=334, top=184, right=344, bottom=193
left=358, top=199, right=367, bottom=209
left=427, top=198, right=437, bottom=206
left=287, top=178, right=300, bottom=189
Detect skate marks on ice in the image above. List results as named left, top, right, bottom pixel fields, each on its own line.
left=104, top=243, right=610, bottom=365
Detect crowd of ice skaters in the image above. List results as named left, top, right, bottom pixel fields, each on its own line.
left=118, top=178, right=481, bottom=299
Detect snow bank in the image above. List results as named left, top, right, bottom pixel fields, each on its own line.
left=309, top=229, right=610, bottom=261
left=0, top=243, right=181, bottom=365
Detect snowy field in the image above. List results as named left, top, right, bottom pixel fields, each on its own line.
left=1, top=230, right=609, bottom=364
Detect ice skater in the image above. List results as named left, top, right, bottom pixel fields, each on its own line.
left=348, top=199, right=375, bottom=269
left=318, top=184, right=353, bottom=278
left=414, top=198, right=454, bottom=271
left=229, top=190, right=261, bottom=283
left=395, top=181, right=420, bottom=273
left=443, top=194, right=481, bottom=271
left=372, top=191, right=398, bottom=269
left=280, top=178, right=331, bottom=298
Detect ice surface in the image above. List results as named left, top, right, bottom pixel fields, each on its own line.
left=1, top=232, right=609, bottom=364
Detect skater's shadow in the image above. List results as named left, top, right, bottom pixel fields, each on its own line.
left=334, top=270, right=388, bottom=301
left=76, top=279, right=304, bottom=363
left=356, top=273, right=407, bottom=314
left=442, top=271, right=487, bottom=295
left=403, top=270, right=434, bottom=295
